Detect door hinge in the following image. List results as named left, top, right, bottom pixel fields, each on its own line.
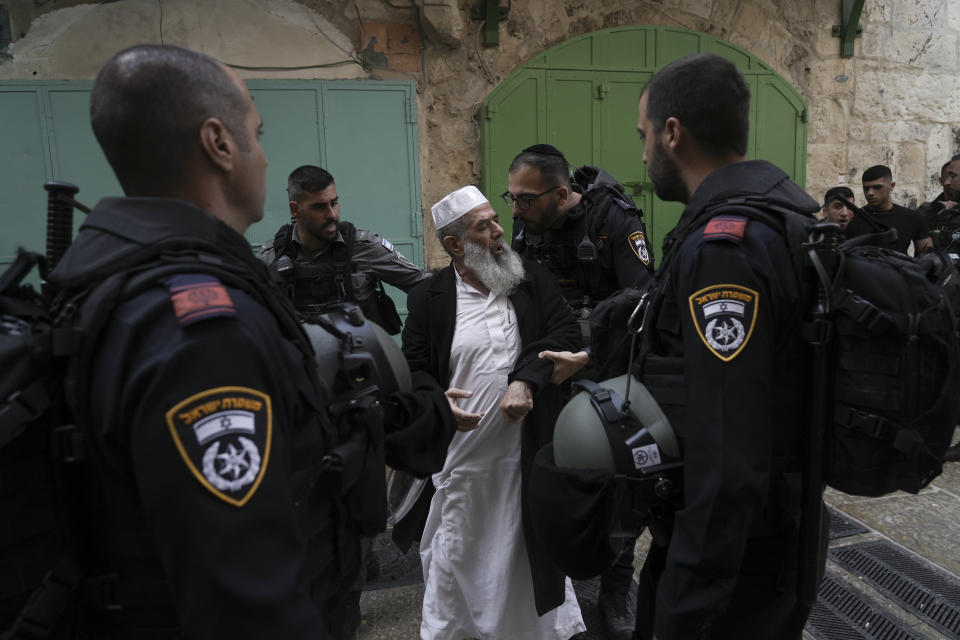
left=597, top=82, right=609, bottom=100
left=485, top=104, right=497, bottom=120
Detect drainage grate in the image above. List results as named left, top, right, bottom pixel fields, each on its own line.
left=807, top=574, right=926, bottom=640
left=830, top=507, right=870, bottom=540
left=830, top=540, right=960, bottom=638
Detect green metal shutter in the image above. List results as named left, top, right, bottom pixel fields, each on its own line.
left=0, top=80, right=422, bottom=319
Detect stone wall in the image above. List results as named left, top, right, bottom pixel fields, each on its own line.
left=2, top=0, right=957, bottom=266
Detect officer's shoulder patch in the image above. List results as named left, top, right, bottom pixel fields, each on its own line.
left=688, top=284, right=758, bottom=362
left=166, top=387, right=272, bottom=507
left=703, top=215, right=748, bottom=244
left=164, top=275, right=236, bottom=327
left=627, top=230, right=651, bottom=265
left=381, top=237, right=395, bottom=252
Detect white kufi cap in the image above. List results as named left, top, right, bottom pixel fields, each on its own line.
left=431, top=185, right=488, bottom=230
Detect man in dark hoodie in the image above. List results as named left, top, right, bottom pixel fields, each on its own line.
left=505, top=145, right=653, bottom=639
left=633, top=53, right=825, bottom=640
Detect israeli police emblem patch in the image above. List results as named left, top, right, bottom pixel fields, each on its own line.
left=689, top=284, right=758, bottom=362
left=166, top=387, right=272, bottom=507
left=628, top=230, right=650, bottom=265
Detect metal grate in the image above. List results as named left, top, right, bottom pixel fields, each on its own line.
left=807, top=573, right=927, bottom=639
left=830, top=507, right=870, bottom=540
left=830, top=540, right=960, bottom=638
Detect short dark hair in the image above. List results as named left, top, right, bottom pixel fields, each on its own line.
left=91, top=44, right=250, bottom=196
left=287, top=165, right=335, bottom=202
left=642, top=53, right=750, bottom=158
left=862, top=165, right=893, bottom=182
left=824, top=186, right=854, bottom=207
left=508, top=144, right=570, bottom=188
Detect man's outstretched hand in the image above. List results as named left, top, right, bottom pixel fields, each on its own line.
left=445, top=387, right=483, bottom=431
left=539, top=350, right=590, bottom=384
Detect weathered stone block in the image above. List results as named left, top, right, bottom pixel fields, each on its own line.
left=893, top=0, right=944, bottom=30
left=808, top=99, right=851, bottom=144
left=897, top=142, right=927, bottom=185
left=670, top=0, right=715, bottom=21
left=854, top=69, right=957, bottom=123
left=886, top=32, right=958, bottom=70
left=807, top=143, right=851, bottom=200
left=418, top=0, right=463, bottom=48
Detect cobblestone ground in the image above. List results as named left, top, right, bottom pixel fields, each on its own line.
left=360, top=450, right=960, bottom=640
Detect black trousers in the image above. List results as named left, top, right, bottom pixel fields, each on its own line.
left=634, top=531, right=820, bottom=640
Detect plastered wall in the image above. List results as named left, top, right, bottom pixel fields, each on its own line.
left=2, top=0, right=958, bottom=267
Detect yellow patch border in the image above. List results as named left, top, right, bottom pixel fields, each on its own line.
left=688, top=284, right=759, bottom=362
left=166, top=386, right=272, bottom=508
left=628, top=230, right=650, bottom=265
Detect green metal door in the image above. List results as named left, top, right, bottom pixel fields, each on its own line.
left=0, top=80, right=422, bottom=317
left=482, top=26, right=808, bottom=262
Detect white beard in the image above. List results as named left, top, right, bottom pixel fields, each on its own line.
left=463, top=239, right=526, bottom=297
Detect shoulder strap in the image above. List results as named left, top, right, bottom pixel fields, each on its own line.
left=273, top=223, right=295, bottom=259
left=335, top=221, right=357, bottom=299
left=59, top=237, right=315, bottom=424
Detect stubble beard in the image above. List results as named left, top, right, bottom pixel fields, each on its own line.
left=648, top=138, right=689, bottom=204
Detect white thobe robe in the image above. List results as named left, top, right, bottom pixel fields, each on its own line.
left=419, top=272, right=585, bottom=640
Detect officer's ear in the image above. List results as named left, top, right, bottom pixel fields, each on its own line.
left=556, top=185, right=570, bottom=207
left=662, top=116, right=682, bottom=152
left=442, top=234, right=464, bottom=258
left=199, top=117, right=235, bottom=172
left=289, top=200, right=301, bottom=222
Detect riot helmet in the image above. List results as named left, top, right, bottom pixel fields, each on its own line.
left=555, top=374, right=679, bottom=474
left=553, top=374, right=684, bottom=534
left=301, top=302, right=411, bottom=397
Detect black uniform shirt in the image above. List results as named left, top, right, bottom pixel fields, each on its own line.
left=639, top=161, right=817, bottom=639
left=53, top=198, right=336, bottom=638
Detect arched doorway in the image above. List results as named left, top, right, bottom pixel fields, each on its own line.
left=482, top=26, right=808, bottom=259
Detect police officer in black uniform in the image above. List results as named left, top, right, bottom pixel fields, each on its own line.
left=259, top=165, right=428, bottom=333
left=506, top=145, right=653, bottom=639
left=508, top=145, right=654, bottom=331
left=631, top=53, right=825, bottom=639
left=46, top=44, right=455, bottom=639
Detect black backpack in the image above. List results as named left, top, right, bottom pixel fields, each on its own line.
left=683, top=196, right=960, bottom=497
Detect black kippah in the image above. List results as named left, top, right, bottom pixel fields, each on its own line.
left=522, top=144, right=566, bottom=158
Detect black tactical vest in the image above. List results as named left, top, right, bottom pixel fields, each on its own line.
left=518, top=215, right=618, bottom=309
left=272, top=222, right=386, bottom=325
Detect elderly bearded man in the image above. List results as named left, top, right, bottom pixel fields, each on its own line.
left=396, top=186, right=587, bottom=639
